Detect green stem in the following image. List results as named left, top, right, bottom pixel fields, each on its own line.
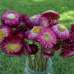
left=28, top=48, right=48, bottom=72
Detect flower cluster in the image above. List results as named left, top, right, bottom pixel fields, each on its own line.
left=61, top=24, right=74, bottom=57
left=0, top=10, right=70, bottom=58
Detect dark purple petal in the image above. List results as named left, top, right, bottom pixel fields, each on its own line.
left=20, top=14, right=33, bottom=29
left=71, top=24, right=74, bottom=32
left=24, top=41, right=38, bottom=55
left=40, top=10, right=60, bottom=28
left=41, top=10, right=60, bottom=20
left=60, top=37, right=74, bottom=57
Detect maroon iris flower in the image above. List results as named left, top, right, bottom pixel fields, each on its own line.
left=36, top=28, right=57, bottom=49
left=30, top=14, right=41, bottom=26
left=20, top=14, right=33, bottom=29
left=41, top=10, right=60, bottom=20
left=1, top=36, right=24, bottom=56
left=51, top=24, right=69, bottom=40
left=12, top=27, right=26, bottom=40
left=61, top=24, right=74, bottom=57
left=61, top=38, right=74, bottom=57
left=0, top=25, right=12, bottom=43
left=40, top=10, right=60, bottom=27
left=1, top=11, right=21, bottom=27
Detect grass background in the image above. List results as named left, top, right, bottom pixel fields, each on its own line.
left=0, top=0, right=74, bottom=74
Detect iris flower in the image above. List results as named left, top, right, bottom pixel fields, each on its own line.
left=0, top=26, right=10, bottom=43
left=1, top=37, right=23, bottom=56
left=20, top=14, right=33, bottom=29
left=61, top=39, right=74, bottom=57
left=41, top=10, right=60, bottom=20
left=27, top=26, right=42, bottom=39
left=61, top=24, right=74, bottom=57
left=51, top=24, right=69, bottom=40
left=30, top=14, right=41, bottom=26
left=1, top=11, right=20, bottom=27
left=40, top=10, right=60, bottom=27
left=36, top=28, right=57, bottom=49
left=31, top=15, right=49, bottom=27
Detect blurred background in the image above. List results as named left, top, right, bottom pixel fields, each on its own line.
left=0, top=0, right=74, bottom=74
